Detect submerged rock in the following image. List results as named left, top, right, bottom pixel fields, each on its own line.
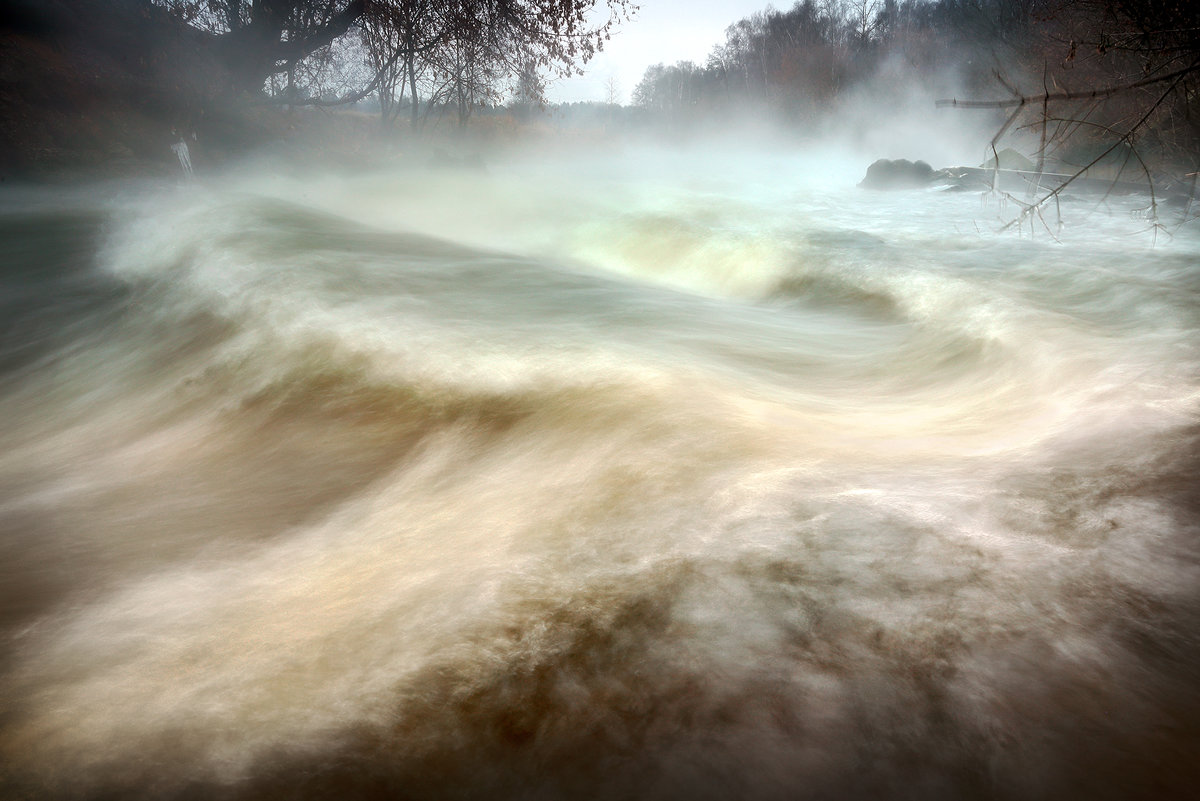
left=858, top=158, right=935, bottom=190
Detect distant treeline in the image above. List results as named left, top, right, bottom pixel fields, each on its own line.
left=632, top=0, right=1029, bottom=113
left=631, top=0, right=1200, bottom=170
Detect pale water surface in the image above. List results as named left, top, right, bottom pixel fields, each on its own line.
left=1, top=150, right=1197, bottom=800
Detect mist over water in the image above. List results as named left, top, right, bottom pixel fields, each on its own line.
left=1, top=149, right=1198, bottom=800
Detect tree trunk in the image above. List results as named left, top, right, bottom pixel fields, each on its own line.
left=407, top=51, right=420, bottom=130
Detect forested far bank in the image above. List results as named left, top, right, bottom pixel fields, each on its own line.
left=629, top=0, right=1200, bottom=179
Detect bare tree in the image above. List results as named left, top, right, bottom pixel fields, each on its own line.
left=156, top=0, right=634, bottom=115
left=511, top=57, right=546, bottom=117
left=604, top=73, right=621, bottom=105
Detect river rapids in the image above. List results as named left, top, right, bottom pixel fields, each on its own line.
left=0, top=150, right=1197, bottom=800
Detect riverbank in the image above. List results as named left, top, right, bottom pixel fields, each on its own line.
left=0, top=0, right=426, bottom=182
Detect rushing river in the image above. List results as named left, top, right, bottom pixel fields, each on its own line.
left=1, top=149, right=1198, bottom=800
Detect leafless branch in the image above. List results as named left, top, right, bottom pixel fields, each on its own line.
left=936, top=58, right=1200, bottom=109
left=998, top=66, right=1191, bottom=232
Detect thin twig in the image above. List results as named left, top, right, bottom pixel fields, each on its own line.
left=936, top=58, right=1200, bottom=109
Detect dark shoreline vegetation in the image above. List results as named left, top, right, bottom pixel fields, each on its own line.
left=0, top=0, right=374, bottom=181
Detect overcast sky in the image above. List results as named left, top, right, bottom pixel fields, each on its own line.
left=546, top=1, right=777, bottom=104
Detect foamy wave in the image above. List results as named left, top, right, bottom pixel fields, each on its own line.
left=2, top=155, right=1198, bottom=801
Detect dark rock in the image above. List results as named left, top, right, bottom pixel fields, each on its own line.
left=858, top=158, right=935, bottom=190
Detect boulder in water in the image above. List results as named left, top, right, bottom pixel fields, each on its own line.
left=858, top=159, right=935, bottom=190
left=980, top=148, right=1035, bottom=171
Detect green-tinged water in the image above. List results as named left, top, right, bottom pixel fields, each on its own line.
left=1, top=150, right=1198, bottom=800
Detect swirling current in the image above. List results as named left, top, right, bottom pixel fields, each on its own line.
left=0, top=150, right=1198, bottom=800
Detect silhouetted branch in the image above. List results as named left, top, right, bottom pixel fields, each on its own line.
left=999, top=67, right=1191, bottom=232
left=256, top=47, right=404, bottom=106
left=936, top=58, right=1200, bottom=109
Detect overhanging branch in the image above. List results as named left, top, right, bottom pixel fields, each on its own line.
left=256, top=44, right=403, bottom=106
left=271, top=0, right=365, bottom=66
left=936, top=58, right=1200, bottom=110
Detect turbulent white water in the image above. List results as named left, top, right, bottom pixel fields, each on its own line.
left=1, top=149, right=1198, bottom=800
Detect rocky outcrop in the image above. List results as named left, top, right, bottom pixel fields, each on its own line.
left=858, top=153, right=1195, bottom=204
left=857, top=158, right=935, bottom=190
